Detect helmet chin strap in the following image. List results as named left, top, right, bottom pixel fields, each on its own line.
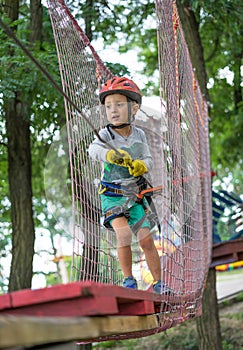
left=108, top=122, right=130, bottom=130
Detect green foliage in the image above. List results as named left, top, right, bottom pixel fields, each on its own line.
left=105, top=62, right=130, bottom=77
left=72, top=1, right=158, bottom=94
left=236, top=291, right=243, bottom=303
left=71, top=0, right=243, bottom=193
left=73, top=1, right=156, bottom=44
left=192, top=0, right=243, bottom=191
left=0, top=3, right=68, bottom=289
left=1, top=0, right=242, bottom=289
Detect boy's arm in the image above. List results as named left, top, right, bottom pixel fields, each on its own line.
left=139, top=131, right=153, bottom=171
left=128, top=129, right=153, bottom=177
left=141, top=152, right=153, bottom=172
left=88, top=130, right=110, bottom=162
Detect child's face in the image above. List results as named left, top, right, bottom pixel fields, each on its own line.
left=104, top=93, right=138, bottom=126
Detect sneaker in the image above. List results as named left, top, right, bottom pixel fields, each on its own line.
left=122, top=276, right=138, bottom=289
left=153, top=280, right=174, bottom=295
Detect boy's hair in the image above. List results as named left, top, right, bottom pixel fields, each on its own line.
left=99, top=76, right=142, bottom=105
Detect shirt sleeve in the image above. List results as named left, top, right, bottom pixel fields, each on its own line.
left=88, top=126, right=153, bottom=173
left=136, top=128, right=153, bottom=172
left=88, top=129, right=110, bottom=162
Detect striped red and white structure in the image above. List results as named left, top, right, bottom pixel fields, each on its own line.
left=46, top=0, right=212, bottom=337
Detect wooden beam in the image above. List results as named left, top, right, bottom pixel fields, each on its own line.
left=0, top=314, right=159, bottom=348
left=210, top=238, right=243, bottom=267
left=1, top=342, right=78, bottom=350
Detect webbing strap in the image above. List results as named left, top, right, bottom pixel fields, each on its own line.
left=136, top=185, right=163, bottom=199
left=99, top=179, right=163, bottom=232
left=102, top=201, right=150, bottom=234
left=98, top=180, right=148, bottom=198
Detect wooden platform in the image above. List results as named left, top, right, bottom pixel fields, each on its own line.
left=210, top=238, right=243, bottom=268
left=0, top=281, right=200, bottom=349
left=0, top=281, right=198, bottom=317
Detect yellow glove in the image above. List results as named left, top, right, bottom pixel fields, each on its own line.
left=129, top=160, right=147, bottom=177
left=106, top=149, right=132, bottom=167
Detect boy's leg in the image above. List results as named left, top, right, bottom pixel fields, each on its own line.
left=112, top=216, right=133, bottom=277
left=117, top=246, right=133, bottom=277
left=138, top=228, right=161, bottom=281
left=138, top=228, right=174, bottom=294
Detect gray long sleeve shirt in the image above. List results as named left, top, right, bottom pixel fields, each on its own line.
left=88, top=125, right=153, bottom=187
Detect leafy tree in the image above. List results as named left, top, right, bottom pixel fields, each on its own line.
left=1, top=0, right=37, bottom=292
left=175, top=2, right=242, bottom=349
left=70, top=1, right=242, bottom=350
left=0, top=5, right=241, bottom=347
left=190, top=0, right=243, bottom=191
left=73, top=0, right=242, bottom=193
left=0, top=0, right=66, bottom=291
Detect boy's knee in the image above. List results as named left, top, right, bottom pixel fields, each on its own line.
left=116, top=231, right=132, bottom=247
left=112, top=219, right=133, bottom=247
left=138, top=231, right=154, bottom=250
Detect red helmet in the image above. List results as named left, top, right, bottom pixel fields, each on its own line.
left=99, top=76, right=142, bottom=105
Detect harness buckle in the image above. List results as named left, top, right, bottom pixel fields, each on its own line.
left=98, top=183, right=107, bottom=195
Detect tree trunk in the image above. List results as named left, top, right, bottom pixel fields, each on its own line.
left=176, top=0, right=209, bottom=100
left=6, top=95, right=35, bottom=292
left=174, top=2, right=222, bottom=348
left=4, top=0, right=42, bottom=292
left=196, top=268, right=222, bottom=350
left=84, top=0, right=94, bottom=41
left=232, top=51, right=243, bottom=113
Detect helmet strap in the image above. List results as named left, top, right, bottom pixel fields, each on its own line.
left=107, top=122, right=130, bottom=130
left=127, top=97, right=134, bottom=124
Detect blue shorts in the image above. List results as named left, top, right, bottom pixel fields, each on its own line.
left=100, top=194, right=150, bottom=229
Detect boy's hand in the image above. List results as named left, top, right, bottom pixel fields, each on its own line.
left=129, top=160, right=147, bottom=177
left=106, top=149, right=132, bottom=167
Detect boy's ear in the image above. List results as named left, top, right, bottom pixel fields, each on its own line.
left=132, top=103, right=139, bottom=115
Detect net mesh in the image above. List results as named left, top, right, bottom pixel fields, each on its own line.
left=47, top=0, right=212, bottom=339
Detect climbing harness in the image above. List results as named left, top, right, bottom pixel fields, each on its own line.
left=99, top=176, right=163, bottom=233
left=98, top=177, right=147, bottom=198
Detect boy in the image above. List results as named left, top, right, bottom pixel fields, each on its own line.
left=88, top=76, right=172, bottom=294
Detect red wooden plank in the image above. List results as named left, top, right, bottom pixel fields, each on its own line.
left=0, top=281, right=202, bottom=318
left=0, top=295, right=119, bottom=317
left=9, top=282, right=92, bottom=308
left=0, top=293, right=11, bottom=310
left=88, top=284, right=153, bottom=301
left=118, top=299, right=155, bottom=315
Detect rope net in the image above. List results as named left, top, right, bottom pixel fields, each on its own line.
left=47, top=0, right=212, bottom=338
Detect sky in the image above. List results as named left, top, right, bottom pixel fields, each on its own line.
left=92, top=37, right=148, bottom=89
